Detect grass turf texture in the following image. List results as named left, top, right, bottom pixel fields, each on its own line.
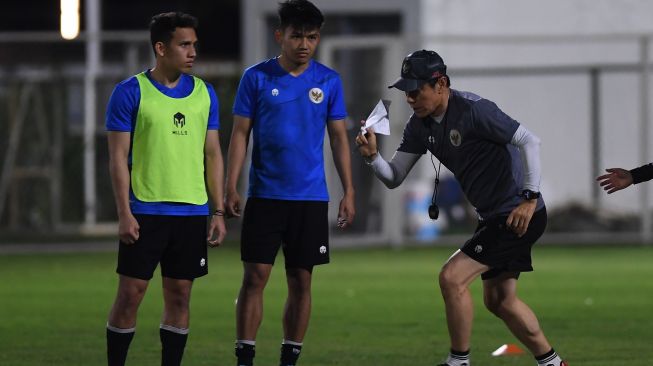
left=1, top=244, right=652, bottom=365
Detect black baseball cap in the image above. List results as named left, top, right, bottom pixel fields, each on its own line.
left=388, top=50, right=447, bottom=92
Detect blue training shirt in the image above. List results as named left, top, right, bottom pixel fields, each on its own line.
left=233, top=58, right=347, bottom=201
left=105, top=70, right=219, bottom=216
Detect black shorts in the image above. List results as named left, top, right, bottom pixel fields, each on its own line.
left=241, top=198, right=329, bottom=268
left=461, top=207, right=547, bottom=280
left=116, top=215, right=209, bottom=281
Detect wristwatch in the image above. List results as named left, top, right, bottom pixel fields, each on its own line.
left=363, top=153, right=378, bottom=166
left=520, top=189, right=541, bottom=200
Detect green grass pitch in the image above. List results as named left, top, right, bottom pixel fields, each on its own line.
left=1, top=244, right=652, bottom=365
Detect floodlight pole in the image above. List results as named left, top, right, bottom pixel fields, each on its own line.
left=640, top=36, right=651, bottom=244
left=589, top=68, right=600, bottom=209
left=83, top=0, right=101, bottom=227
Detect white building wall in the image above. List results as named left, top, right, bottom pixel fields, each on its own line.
left=421, top=0, right=653, bottom=36
left=417, top=0, right=653, bottom=212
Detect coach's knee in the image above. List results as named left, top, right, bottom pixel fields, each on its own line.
left=484, top=293, right=506, bottom=317
left=438, top=267, right=465, bottom=295
left=483, top=292, right=519, bottom=319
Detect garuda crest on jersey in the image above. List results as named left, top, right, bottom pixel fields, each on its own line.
left=309, top=88, right=324, bottom=104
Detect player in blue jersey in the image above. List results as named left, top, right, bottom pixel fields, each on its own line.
left=104, top=12, right=226, bottom=366
left=597, top=163, right=653, bottom=193
left=356, top=50, right=567, bottom=366
left=225, top=1, right=355, bottom=365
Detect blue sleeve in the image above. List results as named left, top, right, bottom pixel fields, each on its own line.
left=205, top=82, right=220, bottom=130
left=233, top=69, right=256, bottom=118
left=105, top=77, right=139, bottom=132
left=471, top=99, right=520, bottom=144
left=328, top=75, right=347, bottom=121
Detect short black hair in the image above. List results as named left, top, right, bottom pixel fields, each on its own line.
left=149, top=12, right=198, bottom=55
left=277, top=0, right=324, bottom=32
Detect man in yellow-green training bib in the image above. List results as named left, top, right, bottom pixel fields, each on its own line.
left=104, top=12, right=226, bottom=366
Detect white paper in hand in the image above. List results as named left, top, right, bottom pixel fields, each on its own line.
left=361, top=99, right=391, bottom=135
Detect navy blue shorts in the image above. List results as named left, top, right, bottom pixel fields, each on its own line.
left=116, top=215, right=208, bottom=281
left=461, top=207, right=547, bottom=280
left=241, top=198, right=329, bottom=268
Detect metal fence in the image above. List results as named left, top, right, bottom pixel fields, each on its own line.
left=1, top=32, right=652, bottom=246
left=0, top=30, right=240, bottom=236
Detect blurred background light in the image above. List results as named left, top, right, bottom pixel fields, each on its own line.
left=60, top=0, right=80, bottom=40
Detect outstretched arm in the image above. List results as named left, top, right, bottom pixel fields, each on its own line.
left=597, top=163, right=653, bottom=194
left=355, top=124, right=420, bottom=189
left=327, top=119, right=355, bottom=228
left=597, top=168, right=634, bottom=194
